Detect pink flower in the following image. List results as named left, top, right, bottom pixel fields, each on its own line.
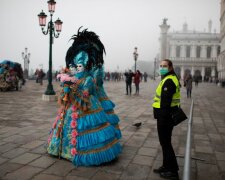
left=57, top=108, right=62, bottom=114
left=55, top=115, right=59, bottom=121
left=71, top=138, right=77, bottom=145
left=56, top=74, right=62, bottom=79
left=70, top=120, right=77, bottom=128
left=70, top=77, right=77, bottom=83
left=47, top=134, right=53, bottom=144
left=71, top=148, right=77, bottom=156
left=83, top=91, right=89, bottom=97
left=64, top=76, right=71, bottom=82
left=52, top=120, right=57, bottom=128
left=60, top=75, right=66, bottom=82
left=71, top=112, right=78, bottom=120
left=71, top=130, right=78, bottom=137
left=57, top=73, right=78, bottom=83
left=71, top=105, right=77, bottom=111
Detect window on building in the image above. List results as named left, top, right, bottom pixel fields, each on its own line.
left=176, top=46, right=180, bottom=58
left=207, top=46, right=211, bottom=58
left=186, top=46, right=191, bottom=58
left=196, top=46, right=201, bottom=58
left=217, top=46, right=221, bottom=56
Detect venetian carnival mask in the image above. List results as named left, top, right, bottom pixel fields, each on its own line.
left=69, top=66, right=77, bottom=75
left=73, top=51, right=89, bottom=73
left=76, top=63, right=84, bottom=73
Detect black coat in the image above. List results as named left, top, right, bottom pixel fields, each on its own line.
left=124, top=72, right=134, bottom=84
left=153, top=72, right=179, bottom=125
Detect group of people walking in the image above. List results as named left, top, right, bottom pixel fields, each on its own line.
left=45, top=28, right=187, bottom=180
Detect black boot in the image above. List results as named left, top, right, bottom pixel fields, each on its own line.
left=153, top=166, right=167, bottom=174
left=160, top=171, right=179, bottom=180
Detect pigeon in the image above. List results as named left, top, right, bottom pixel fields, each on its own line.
left=132, top=122, right=142, bottom=128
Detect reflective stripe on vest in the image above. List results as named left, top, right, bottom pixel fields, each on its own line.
left=152, top=74, right=180, bottom=108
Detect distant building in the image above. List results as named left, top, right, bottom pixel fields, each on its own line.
left=159, top=19, right=220, bottom=81
left=218, top=0, right=225, bottom=86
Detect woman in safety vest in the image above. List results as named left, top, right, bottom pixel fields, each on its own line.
left=152, top=59, right=180, bottom=180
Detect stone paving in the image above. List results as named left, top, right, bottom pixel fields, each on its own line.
left=0, top=78, right=225, bottom=180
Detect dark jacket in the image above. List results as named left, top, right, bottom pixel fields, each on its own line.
left=134, top=72, right=142, bottom=84
left=153, top=72, right=179, bottom=125
left=124, top=72, right=134, bottom=84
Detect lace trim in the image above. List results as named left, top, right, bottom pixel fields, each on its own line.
left=77, top=138, right=119, bottom=154
left=78, top=108, right=103, bottom=118
left=79, top=123, right=110, bottom=136
left=99, top=97, right=109, bottom=102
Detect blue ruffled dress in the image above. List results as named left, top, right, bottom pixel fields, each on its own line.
left=91, top=67, right=122, bottom=139
left=47, top=72, right=121, bottom=166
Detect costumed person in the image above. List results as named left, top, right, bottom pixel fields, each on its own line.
left=152, top=59, right=180, bottom=179
left=46, top=28, right=121, bottom=166
left=90, top=66, right=122, bottom=139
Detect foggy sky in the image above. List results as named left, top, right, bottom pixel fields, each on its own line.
left=0, top=0, right=220, bottom=73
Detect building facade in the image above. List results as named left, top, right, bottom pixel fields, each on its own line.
left=159, top=19, right=220, bottom=81
left=218, top=0, right=225, bottom=85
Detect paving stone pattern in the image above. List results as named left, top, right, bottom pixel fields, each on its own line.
left=0, top=79, right=225, bottom=180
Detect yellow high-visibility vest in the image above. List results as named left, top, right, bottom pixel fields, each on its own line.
left=152, top=74, right=180, bottom=108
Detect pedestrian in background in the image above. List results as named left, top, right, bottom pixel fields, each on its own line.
left=185, top=74, right=193, bottom=98
left=152, top=59, right=180, bottom=180
left=134, top=70, right=142, bottom=95
left=34, top=69, right=39, bottom=83
left=37, top=69, right=45, bottom=85
left=194, top=77, right=199, bottom=87
left=143, top=72, right=148, bottom=82
left=124, top=70, right=134, bottom=95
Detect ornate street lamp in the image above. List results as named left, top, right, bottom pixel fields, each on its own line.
left=22, top=47, right=31, bottom=79
left=133, top=47, right=138, bottom=72
left=37, top=0, right=63, bottom=95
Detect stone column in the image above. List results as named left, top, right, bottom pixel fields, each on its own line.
left=211, top=67, right=215, bottom=77
left=191, top=45, right=196, bottom=58
left=201, top=67, right=205, bottom=81
left=211, top=67, right=216, bottom=82
left=170, top=45, right=176, bottom=57
left=212, top=45, right=217, bottom=58
left=191, top=66, right=194, bottom=76
left=181, top=45, right=186, bottom=58
left=181, top=66, right=184, bottom=80
left=159, top=19, right=170, bottom=60
left=201, top=45, right=207, bottom=58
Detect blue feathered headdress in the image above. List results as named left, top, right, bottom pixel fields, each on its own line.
left=65, top=27, right=105, bottom=71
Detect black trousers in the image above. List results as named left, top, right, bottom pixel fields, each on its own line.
left=157, top=121, right=179, bottom=172
left=135, top=83, right=139, bottom=94
left=126, top=82, right=132, bottom=95
left=186, top=89, right=192, bottom=98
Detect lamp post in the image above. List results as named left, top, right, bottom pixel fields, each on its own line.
left=22, top=47, right=31, bottom=79
left=133, top=47, right=138, bottom=73
left=37, top=0, right=63, bottom=95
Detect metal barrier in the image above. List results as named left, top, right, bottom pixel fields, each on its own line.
left=183, top=99, right=194, bottom=180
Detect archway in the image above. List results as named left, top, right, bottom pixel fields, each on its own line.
left=205, top=67, right=211, bottom=82
left=194, top=70, right=202, bottom=82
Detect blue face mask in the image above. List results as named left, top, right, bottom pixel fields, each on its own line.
left=159, top=67, right=169, bottom=75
